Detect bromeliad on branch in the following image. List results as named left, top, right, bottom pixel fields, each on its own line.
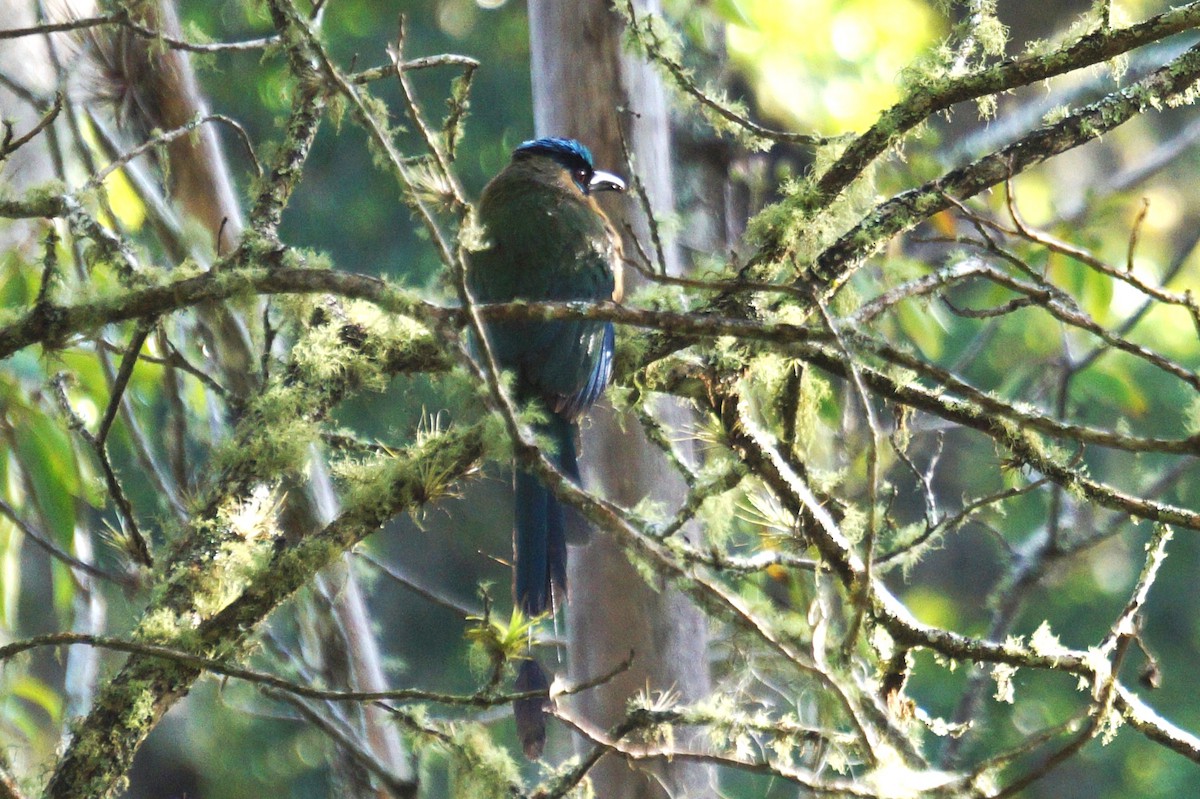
left=466, top=136, right=624, bottom=757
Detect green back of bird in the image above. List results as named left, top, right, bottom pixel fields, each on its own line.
left=467, top=157, right=619, bottom=416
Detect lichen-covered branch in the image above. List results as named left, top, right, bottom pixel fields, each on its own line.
left=41, top=418, right=484, bottom=798
left=813, top=2, right=1200, bottom=205
left=810, top=38, right=1200, bottom=292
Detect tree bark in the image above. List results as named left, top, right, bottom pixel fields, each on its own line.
left=529, top=2, right=713, bottom=796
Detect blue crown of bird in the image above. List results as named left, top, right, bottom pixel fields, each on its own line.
left=511, top=136, right=627, bottom=195
left=466, top=136, right=625, bottom=758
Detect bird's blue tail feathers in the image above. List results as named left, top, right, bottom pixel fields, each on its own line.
left=514, top=413, right=581, bottom=617
left=514, top=657, right=549, bottom=758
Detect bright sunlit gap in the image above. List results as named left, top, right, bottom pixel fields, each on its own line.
left=726, top=0, right=942, bottom=133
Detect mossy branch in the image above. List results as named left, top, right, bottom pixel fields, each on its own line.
left=814, top=2, right=1200, bottom=205
left=809, top=37, right=1200, bottom=293
left=0, top=264, right=440, bottom=361
left=42, top=400, right=484, bottom=798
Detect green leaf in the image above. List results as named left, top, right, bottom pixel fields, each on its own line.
left=10, top=674, right=63, bottom=725
left=712, top=0, right=752, bottom=26
left=1075, top=365, right=1147, bottom=416
left=0, top=701, right=41, bottom=745
left=60, top=350, right=117, bottom=409
left=51, top=560, right=76, bottom=621
left=3, top=350, right=46, bottom=387
left=0, top=515, right=19, bottom=630
left=0, top=248, right=34, bottom=308
left=1077, top=262, right=1114, bottom=322
left=896, top=299, right=944, bottom=359
left=9, top=409, right=80, bottom=617
left=10, top=409, right=79, bottom=549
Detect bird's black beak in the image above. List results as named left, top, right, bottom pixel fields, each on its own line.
left=588, top=170, right=626, bottom=193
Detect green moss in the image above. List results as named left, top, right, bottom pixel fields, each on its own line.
left=744, top=195, right=801, bottom=253
left=612, top=325, right=652, bottom=385
left=289, top=318, right=374, bottom=386
left=744, top=141, right=883, bottom=283
left=17, top=180, right=67, bottom=209
left=447, top=724, right=521, bottom=799
left=796, top=367, right=832, bottom=454
left=212, top=387, right=319, bottom=479
left=630, top=282, right=690, bottom=313
left=334, top=423, right=485, bottom=525
left=123, top=678, right=160, bottom=727
left=478, top=406, right=513, bottom=462
left=973, top=8, right=1009, bottom=57
left=272, top=537, right=343, bottom=590
left=1166, top=82, right=1200, bottom=109
left=137, top=607, right=196, bottom=645
left=187, top=490, right=282, bottom=617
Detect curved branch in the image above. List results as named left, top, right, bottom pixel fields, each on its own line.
left=810, top=38, right=1200, bottom=293
left=0, top=10, right=278, bottom=53
left=814, top=2, right=1200, bottom=205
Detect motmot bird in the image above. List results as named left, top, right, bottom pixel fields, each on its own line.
left=466, top=137, right=624, bottom=756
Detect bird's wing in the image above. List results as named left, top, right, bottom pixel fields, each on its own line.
left=469, top=235, right=617, bottom=420
left=517, top=239, right=616, bottom=419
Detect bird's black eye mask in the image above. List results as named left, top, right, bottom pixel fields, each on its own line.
left=513, top=149, right=594, bottom=193
left=569, top=164, right=596, bottom=194
left=511, top=137, right=625, bottom=196
left=548, top=156, right=625, bottom=196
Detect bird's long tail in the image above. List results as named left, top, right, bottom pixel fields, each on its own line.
left=514, top=412, right=580, bottom=618
left=514, top=657, right=550, bottom=758
left=512, top=412, right=580, bottom=758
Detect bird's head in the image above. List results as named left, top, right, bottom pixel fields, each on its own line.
left=512, top=137, right=626, bottom=197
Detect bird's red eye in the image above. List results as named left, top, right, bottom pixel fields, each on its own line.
left=573, top=168, right=590, bottom=187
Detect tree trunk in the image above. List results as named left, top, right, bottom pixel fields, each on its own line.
left=529, top=2, right=713, bottom=796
